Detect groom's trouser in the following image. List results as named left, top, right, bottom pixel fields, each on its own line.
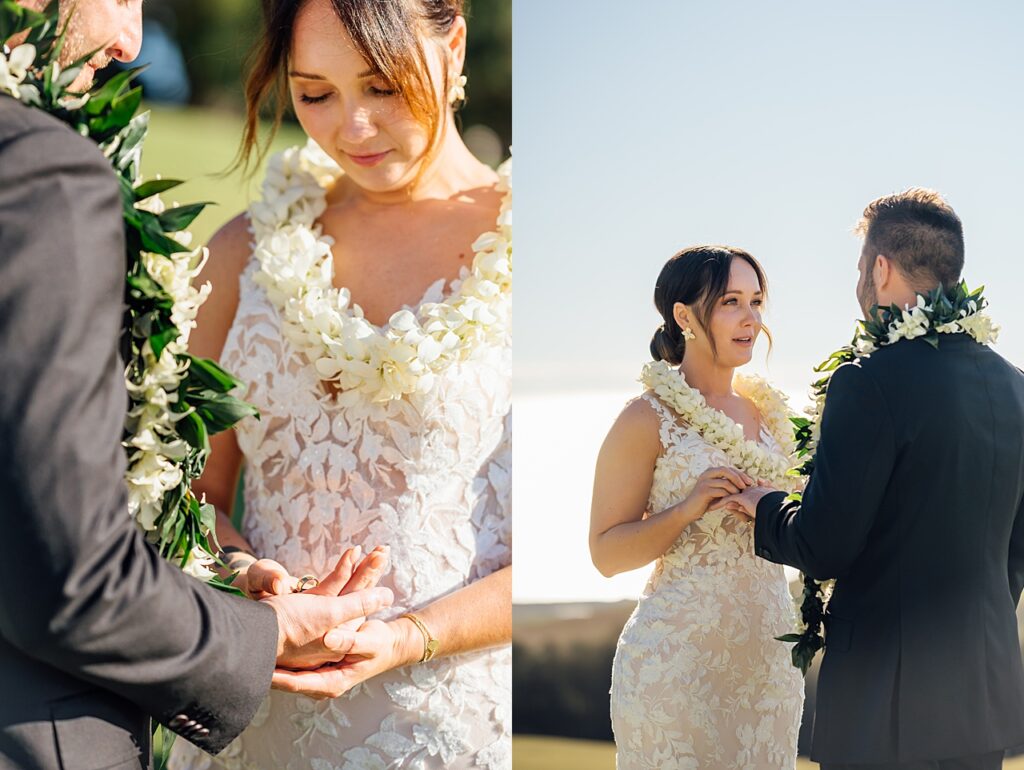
left=821, top=750, right=1004, bottom=770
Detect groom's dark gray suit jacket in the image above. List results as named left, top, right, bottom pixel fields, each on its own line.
left=756, top=331, right=1024, bottom=764
left=0, top=96, right=279, bottom=769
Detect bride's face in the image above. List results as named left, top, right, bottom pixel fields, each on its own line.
left=687, top=259, right=765, bottom=368
left=288, top=0, right=450, bottom=194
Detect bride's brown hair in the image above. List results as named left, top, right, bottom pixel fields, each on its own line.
left=238, top=0, right=465, bottom=172
left=650, top=245, right=771, bottom=365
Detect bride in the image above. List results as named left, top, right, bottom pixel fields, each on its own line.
left=168, top=0, right=511, bottom=768
left=590, top=246, right=803, bottom=769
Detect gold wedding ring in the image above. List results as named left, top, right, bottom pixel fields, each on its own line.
left=295, top=575, right=320, bottom=593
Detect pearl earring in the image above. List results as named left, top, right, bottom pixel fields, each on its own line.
left=682, top=327, right=696, bottom=341
left=448, top=73, right=467, bottom=105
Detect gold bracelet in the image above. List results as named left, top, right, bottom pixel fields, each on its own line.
left=399, top=612, right=439, bottom=663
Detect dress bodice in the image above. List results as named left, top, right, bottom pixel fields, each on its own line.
left=169, top=147, right=512, bottom=770
left=194, top=259, right=512, bottom=769
left=609, top=389, right=804, bottom=769
left=641, top=391, right=785, bottom=580
left=224, top=259, right=512, bottom=608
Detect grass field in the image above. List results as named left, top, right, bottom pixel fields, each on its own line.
left=512, top=736, right=1024, bottom=770
left=140, top=104, right=307, bottom=247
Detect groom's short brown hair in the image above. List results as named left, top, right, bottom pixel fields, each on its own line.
left=856, top=188, right=964, bottom=291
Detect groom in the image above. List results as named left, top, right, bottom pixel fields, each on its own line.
left=0, top=3, right=389, bottom=769
left=726, top=189, right=1024, bottom=769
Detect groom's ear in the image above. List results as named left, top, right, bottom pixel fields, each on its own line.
left=874, top=254, right=892, bottom=291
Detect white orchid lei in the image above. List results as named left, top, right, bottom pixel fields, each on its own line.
left=0, top=37, right=31, bottom=97
left=782, top=281, right=998, bottom=673
left=639, top=359, right=801, bottom=492
left=248, top=140, right=512, bottom=403
left=1, top=3, right=256, bottom=590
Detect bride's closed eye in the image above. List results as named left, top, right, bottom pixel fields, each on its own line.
left=298, top=85, right=396, bottom=105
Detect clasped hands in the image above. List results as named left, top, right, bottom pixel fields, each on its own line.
left=690, top=465, right=776, bottom=520
left=246, top=545, right=421, bottom=700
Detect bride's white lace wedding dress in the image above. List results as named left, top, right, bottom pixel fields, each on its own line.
left=169, top=145, right=511, bottom=770
left=610, top=387, right=804, bottom=770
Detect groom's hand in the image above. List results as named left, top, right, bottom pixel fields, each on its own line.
left=263, top=587, right=393, bottom=670
left=261, top=544, right=392, bottom=671
left=271, top=618, right=419, bottom=700
left=713, top=485, right=776, bottom=519
left=306, top=545, right=390, bottom=637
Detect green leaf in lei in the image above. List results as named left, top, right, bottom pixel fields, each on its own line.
left=1, top=0, right=259, bottom=596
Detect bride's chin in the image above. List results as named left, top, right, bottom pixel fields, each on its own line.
left=724, top=352, right=754, bottom=368
left=334, top=159, right=413, bottom=193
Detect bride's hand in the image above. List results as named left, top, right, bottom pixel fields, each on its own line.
left=711, top=484, right=778, bottom=519
left=682, top=466, right=753, bottom=519
left=271, top=617, right=419, bottom=699
left=303, top=545, right=390, bottom=641
left=240, top=545, right=388, bottom=600
left=308, top=545, right=390, bottom=598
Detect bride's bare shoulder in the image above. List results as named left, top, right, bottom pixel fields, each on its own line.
left=622, top=392, right=661, bottom=421
left=199, top=213, right=254, bottom=299
left=189, top=213, right=254, bottom=360
left=207, top=212, right=253, bottom=269
left=601, top=394, right=664, bottom=455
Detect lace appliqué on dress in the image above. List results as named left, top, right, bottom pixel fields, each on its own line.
left=609, top=391, right=803, bottom=770
left=169, top=205, right=511, bottom=770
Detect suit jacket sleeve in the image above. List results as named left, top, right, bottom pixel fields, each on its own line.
left=0, top=109, right=277, bottom=754
left=754, top=360, right=896, bottom=580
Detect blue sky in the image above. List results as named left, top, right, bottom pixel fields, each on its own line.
left=514, top=0, right=1024, bottom=396
left=512, top=0, right=1024, bottom=603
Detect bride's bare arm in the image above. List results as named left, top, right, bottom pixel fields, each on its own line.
left=589, top=398, right=750, bottom=577
left=188, top=214, right=258, bottom=560
left=588, top=398, right=680, bottom=577
left=394, top=565, right=512, bottom=659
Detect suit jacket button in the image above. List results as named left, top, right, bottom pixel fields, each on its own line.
left=762, top=549, right=772, bottom=559
left=169, top=715, right=189, bottom=729
left=196, top=728, right=210, bottom=738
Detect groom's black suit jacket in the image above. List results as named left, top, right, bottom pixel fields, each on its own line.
left=0, top=96, right=278, bottom=768
left=756, top=331, right=1024, bottom=764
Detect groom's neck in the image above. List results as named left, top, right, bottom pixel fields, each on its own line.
left=875, top=286, right=922, bottom=312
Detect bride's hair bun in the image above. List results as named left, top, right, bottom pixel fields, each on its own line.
left=650, top=324, right=684, bottom=365
left=650, top=245, right=769, bottom=362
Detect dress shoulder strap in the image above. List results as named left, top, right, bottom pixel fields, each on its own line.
left=639, top=391, right=689, bottom=451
